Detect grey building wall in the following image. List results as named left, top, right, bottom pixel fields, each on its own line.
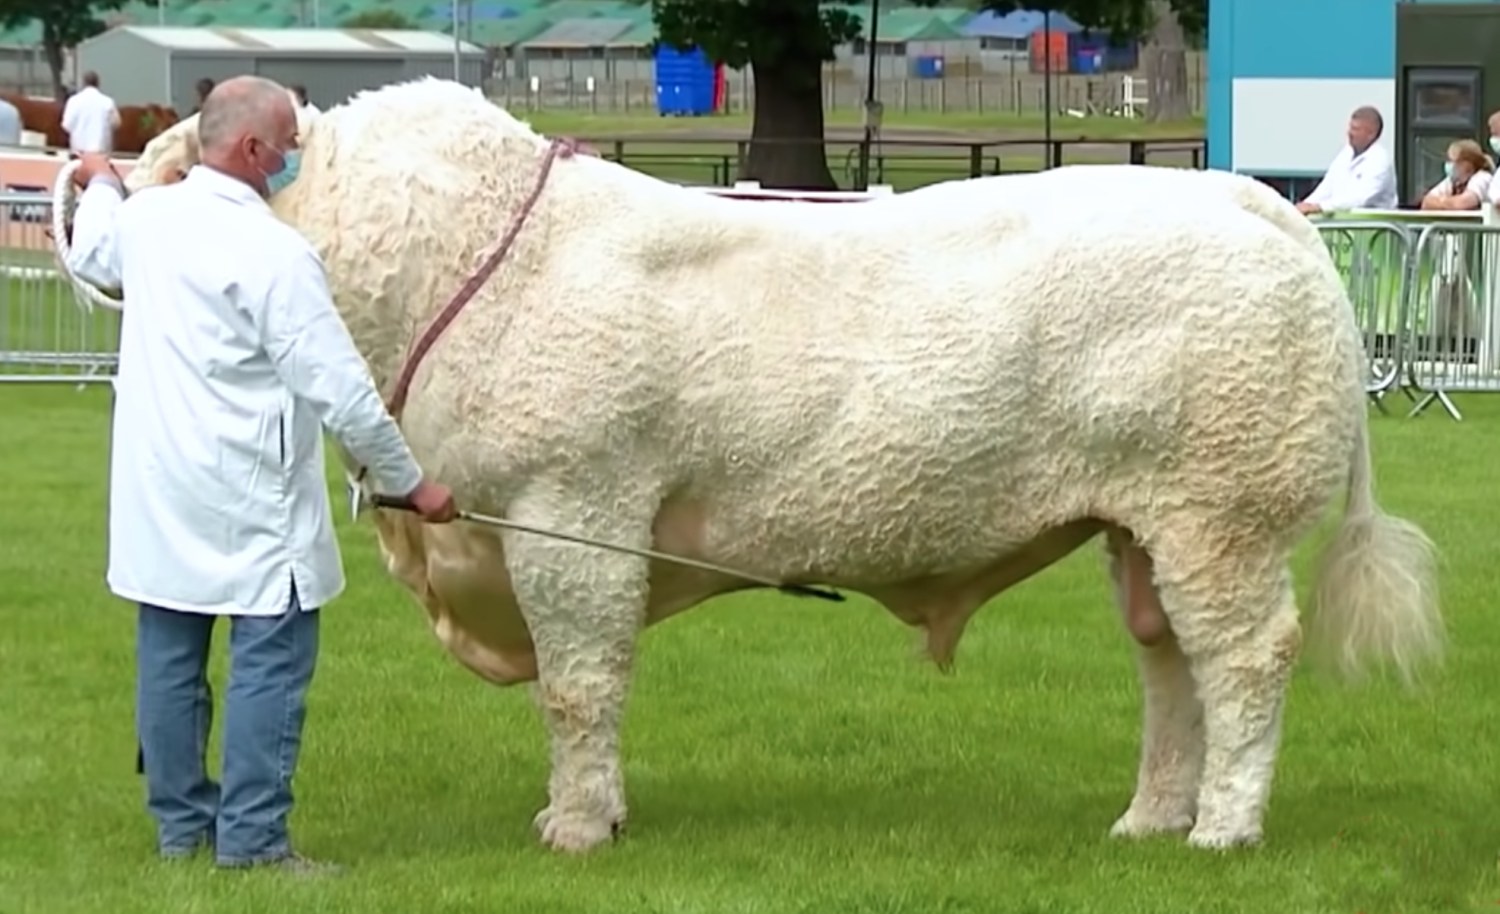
left=80, top=31, right=487, bottom=112
left=175, top=54, right=486, bottom=112
left=516, top=51, right=652, bottom=84
left=167, top=53, right=257, bottom=112
left=77, top=30, right=170, bottom=108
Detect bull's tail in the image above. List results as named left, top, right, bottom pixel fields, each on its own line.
left=1307, top=406, right=1443, bottom=685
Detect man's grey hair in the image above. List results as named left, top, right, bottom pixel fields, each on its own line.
left=197, top=76, right=290, bottom=153
left=1351, top=105, right=1384, bottom=137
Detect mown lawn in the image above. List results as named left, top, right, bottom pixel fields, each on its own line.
left=2, top=383, right=1499, bottom=914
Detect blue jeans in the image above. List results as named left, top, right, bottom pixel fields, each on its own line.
left=134, top=590, right=319, bottom=865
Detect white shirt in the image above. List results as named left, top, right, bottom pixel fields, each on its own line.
left=1426, top=170, right=1493, bottom=205
left=301, top=102, right=321, bottom=121
left=66, top=166, right=424, bottom=616
left=1305, top=141, right=1398, bottom=211
left=60, top=85, right=120, bottom=154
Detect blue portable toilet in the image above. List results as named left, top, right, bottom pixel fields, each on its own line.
left=910, top=55, right=945, bottom=79
left=655, top=45, right=716, bottom=116
left=1073, top=45, right=1104, bottom=73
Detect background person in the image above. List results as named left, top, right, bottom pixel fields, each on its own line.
left=1420, top=139, right=1493, bottom=211
left=1295, top=105, right=1397, bottom=215
left=61, top=71, right=120, bottom=156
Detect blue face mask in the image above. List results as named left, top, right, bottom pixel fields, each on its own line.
left=1444, top=161, right=1455, bottom=178
left=263, top=147, right=301, bottom=196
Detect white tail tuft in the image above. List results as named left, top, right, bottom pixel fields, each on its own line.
left=1308, top=407, right=1443, bottom=686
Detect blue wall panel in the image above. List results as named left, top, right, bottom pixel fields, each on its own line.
left=1230, top=0, right=1396, bottom=79
left=1205, top=0, right=1232, bottom=169
left=1208, top=0, right=1412, bottom=171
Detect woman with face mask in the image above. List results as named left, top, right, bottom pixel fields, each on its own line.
left=1419, top=139, right=1494, bottom=211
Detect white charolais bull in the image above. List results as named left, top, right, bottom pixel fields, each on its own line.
left=62, top=78, right=1442, bottom=854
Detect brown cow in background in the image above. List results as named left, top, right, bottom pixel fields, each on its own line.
left=0, top=91, right=181, bottom=154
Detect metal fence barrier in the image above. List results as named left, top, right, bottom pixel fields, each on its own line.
left=1402, top=222, right=1500, bottom=420
left=1313, top=220, right=1500, bottom=422
left=0, top=192, right=120, bottom=384
left=1313, top=220, right=1412, bottom=407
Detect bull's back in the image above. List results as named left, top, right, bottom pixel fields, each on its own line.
left=665, top=187, right=1358, bottom=578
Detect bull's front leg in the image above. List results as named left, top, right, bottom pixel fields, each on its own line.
left=503, top=488, right=651, bottom=854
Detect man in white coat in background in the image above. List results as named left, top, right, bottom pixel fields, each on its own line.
left=61, top=71, right=121, bottom=156
left=65, top=75, right=456, bottom=875
left=1295, top=105, right=1399, bottom=215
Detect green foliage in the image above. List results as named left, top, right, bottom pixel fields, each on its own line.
left=651, top=0, right=1207, bottom=69
left=342, top=8, right=418, bottom=29
left=651, top=0, right=867, bottom=69
left=0, top=0, right=154, bottom=47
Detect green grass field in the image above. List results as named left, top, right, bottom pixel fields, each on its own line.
left=2, top=385, right=1499, bottom=914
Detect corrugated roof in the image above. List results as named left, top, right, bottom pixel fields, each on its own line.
left=0, top=2, right=989, bottom=50
left=839, top=7, right=972, bottom=42
left=87, top=25, right=484, bottom=53
left=961, top=9, right=1083, bottom=39
left=522, top=17, right=632, bottom=47
left=470, top=13, right=556, bottom=46
left=605, top=19, right=655, bottom=46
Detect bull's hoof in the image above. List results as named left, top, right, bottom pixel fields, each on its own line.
left=1186, top=821, right=1263, bottom=850
left=1109, top=806, right=1195, bottom=839
left=532, top=805, right=622, bottom=853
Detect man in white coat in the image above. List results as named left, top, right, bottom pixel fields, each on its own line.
left=66, top=75, right=456, bottom=873
left=61, top=71, right=121, bottom=156
left=1295, top=105, right=1399, bottom=215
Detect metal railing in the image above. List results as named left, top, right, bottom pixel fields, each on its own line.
left=0, top=192, right=120, bottom=384
left=1314, top=218, right=1500, bottom=421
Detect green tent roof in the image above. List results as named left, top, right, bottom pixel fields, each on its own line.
left=0, top=1, right=978, bottom=49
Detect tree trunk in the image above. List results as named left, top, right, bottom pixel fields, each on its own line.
left=41, top=27, right=66, bottom=100
left=741, top=55, right=836, bottom=191
left=1143, top=0, right=1190, bottom=123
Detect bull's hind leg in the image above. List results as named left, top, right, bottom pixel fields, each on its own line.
left=1152, top=534, right=1302, bottom=849
left=1104, top=528, right=1205, bottom=839
left=502, top=487, right=652, bottom=854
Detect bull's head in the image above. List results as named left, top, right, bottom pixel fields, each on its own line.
left=126, top=112, right=201, bottom=192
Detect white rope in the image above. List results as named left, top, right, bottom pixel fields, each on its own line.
left=50, top=158, right=125, bottom=313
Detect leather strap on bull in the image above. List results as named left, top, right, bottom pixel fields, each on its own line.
left=384, top=136, right=581, bottom=419
left=351, top=136, right=581, bottom=491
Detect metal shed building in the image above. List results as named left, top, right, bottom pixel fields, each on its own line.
left=76, top=26, right=487, bottom=114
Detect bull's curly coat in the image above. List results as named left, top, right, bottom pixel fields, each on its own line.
left=120, top=78, right=1442, bottom=854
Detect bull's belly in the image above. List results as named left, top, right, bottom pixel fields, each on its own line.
left=672, top=459, right=1070, bottom=587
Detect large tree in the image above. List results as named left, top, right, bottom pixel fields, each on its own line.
left=1140, top=0, right=1191, bottom=122
left=0, top=0, right=158, bottom=98
left=651, top=0, right=1206, bottom=189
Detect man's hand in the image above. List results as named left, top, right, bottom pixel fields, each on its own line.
left=73, top=153, right=120, bottom=189
left=1294, top=201, right=1321, bottom=216
left=406, top=479, right=457, bottom=523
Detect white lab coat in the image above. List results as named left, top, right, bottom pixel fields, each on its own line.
left=1304, top=141, right=1399, bottom=211
left=67, top=166, right=424, bottom=616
